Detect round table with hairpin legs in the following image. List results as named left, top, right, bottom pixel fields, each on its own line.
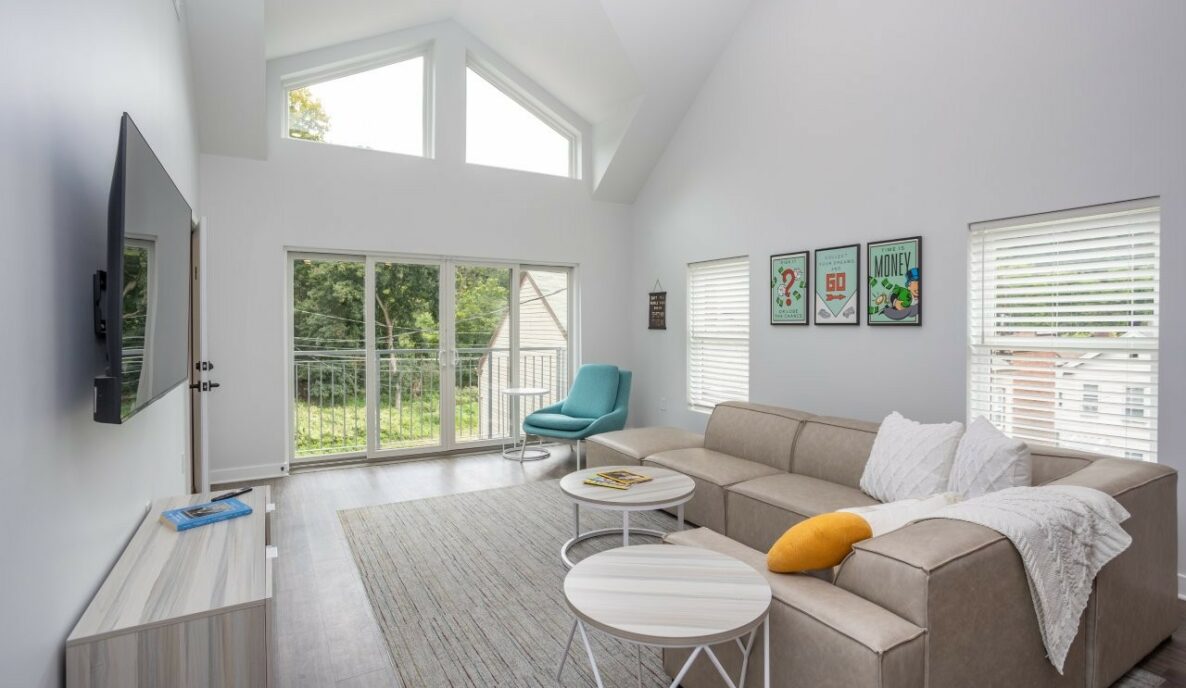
left=558, top=544, right=772, bottom=688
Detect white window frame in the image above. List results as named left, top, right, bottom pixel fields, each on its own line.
left=464, top=56, right=581, bottom=180
left=281, top=43, right=435, bottom=159
left=968, top=197, right=1160, bottom=461
left=687, top=256, right=750, bottom=414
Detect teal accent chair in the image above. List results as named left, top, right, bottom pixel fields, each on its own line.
left=523, top=364, right=631, bottom=469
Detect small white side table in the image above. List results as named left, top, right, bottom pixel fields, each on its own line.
left=559, top=544, right=772, bottom=688
left=558, top=466, right=695, bottom=568
left=501, top=386, right=551, bottom=462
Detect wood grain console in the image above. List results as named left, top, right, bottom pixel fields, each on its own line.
left=67, top=487, right=275, bottom=688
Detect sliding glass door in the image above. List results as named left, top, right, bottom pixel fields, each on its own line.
left=290, top=253, right=572, bottom=463
left=371, top=259, right=442, bottom=451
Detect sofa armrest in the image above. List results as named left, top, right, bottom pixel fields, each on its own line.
left=834, top=518, right=1087, bottom=687
left=1051, top=459, right=1178, bottom=687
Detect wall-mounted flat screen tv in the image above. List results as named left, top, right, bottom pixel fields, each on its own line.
left=93, top=113, right=192, bottom=423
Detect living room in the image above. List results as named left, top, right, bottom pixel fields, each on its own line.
left=2, top=0, right=1183, bottom=687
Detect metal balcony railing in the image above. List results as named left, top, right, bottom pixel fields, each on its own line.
left=293, top=346, right=567, bottom=458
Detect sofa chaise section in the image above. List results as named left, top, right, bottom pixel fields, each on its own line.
left=664, top=528, right=926, bottom=688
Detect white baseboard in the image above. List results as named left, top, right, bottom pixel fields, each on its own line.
left=209, top=462, right=287, bottom=486
left=1178, top=573, right=1186, bottom=601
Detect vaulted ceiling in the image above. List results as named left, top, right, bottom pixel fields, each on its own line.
left=185, top=0, right=752, bottom=202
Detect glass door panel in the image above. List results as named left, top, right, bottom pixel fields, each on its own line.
left=517, top=267, right=571, bottom=419
left=292, top=256, right=367, bottom=459
left=453, top=264, right=513, bottom=444
left=373, top=261, right=442, bottom=450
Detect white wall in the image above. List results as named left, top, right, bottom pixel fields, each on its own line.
left=202, top=25, right=632, bottom=483
left=0, top=0, right=199, bottom=685
left=630, top=0, right=1186, bottom=570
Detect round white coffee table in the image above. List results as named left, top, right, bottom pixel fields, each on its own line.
left=558, top=465, right=695, bottom=568
left=501, top=387, right=551, bottom=461
left=558, top=544, right=772, bottom=688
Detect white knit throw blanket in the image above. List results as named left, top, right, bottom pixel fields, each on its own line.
left=926, top=486, right=1131, bottom=674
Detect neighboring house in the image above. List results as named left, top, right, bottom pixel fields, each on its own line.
left=473, top=271, right=570, bottom=440
left=984, top=332, right=1157, bottom=461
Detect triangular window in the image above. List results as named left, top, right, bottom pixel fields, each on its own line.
left=466, top=65, right=575, bottom=178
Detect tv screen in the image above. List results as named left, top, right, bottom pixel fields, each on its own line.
left=93, top=113, right=192, bottom=423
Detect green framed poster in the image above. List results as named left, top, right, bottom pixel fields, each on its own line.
left=867, top=236, right=921, bottom=326
left=814, top=244, right=860, bottom=325
left=770, top=251, right=810, bottom=325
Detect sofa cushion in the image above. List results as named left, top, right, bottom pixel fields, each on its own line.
left=725, top=474, right=880, bottom=552
left=703, top=402, right=812, bottom=471
left=586, top=427, right=703, bottom=467
left=646, top=447, right=782, bottom=486
left=730, top=473, right=880, bottom=518
left=791, top=416, right=880, bottom=489
left=642, top=449, right=781, bottom=533
left=522, top=412, right=595, bottom=432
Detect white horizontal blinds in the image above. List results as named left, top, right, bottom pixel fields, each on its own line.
left=968, top=200, right=1160, bottom=461
left=687, top=256, right=750, bottom=412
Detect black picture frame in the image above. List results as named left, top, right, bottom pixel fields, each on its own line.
left=770, top=250, right=811, bottom=325
left=813, top=243, right=861, bottom=326
left=866, top=236, right=922, bottom=327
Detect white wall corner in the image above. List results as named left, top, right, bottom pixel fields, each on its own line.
left=1178, top=573, right=1186, bottom=600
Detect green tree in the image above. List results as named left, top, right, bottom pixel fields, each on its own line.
left=288, top=87, right=331, bottom=142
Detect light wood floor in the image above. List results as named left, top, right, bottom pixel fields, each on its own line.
left=219, top=448, right=1185, bottom=688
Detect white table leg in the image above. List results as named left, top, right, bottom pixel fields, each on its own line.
left=636, top=643, right=643, bottom=688
left=622, top=510, right=630, bottom=546
left=557, top=617, right=578, bottom=681
left=677, top=503, right=685, bottom=530
left=764, top=615, right=770, bottom=688
left=574, top=502, right=580, bottom=539
left=577, top=620, right=605, bottom=688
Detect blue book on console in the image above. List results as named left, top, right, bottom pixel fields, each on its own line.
left=159, top=498, right=253, bottom=531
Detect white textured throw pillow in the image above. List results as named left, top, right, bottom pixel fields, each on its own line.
left=948, top=416, right=1031, bottom=499
left=860, top=412, right=964, bottom=502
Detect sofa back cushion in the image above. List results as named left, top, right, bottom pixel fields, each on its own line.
left=791, top=416, right=880, bottom=489
left=703, top=402, right=810, bottom=471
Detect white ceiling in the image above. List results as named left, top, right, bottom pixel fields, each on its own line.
left=188, top=0, right=752, bottom=201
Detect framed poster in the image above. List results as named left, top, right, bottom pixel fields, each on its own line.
left=814, top=244, right=860, bottom=325
left=770, top=251, right=810, bottom=325
left=867, top=236, right=921, bottom=326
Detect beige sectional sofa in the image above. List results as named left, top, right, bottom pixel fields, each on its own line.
left=586, top=401, right=1178, bottom=688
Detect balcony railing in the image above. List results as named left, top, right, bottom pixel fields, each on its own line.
left=293, top=346, right=567, bottom=459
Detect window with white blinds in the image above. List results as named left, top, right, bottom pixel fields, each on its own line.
left=687, top=256, right=750, bottom=413
left=968, top=199, right=1160, bottom=461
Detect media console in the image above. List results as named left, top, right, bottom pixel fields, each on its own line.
left=67, top=487, right=276, bottom=687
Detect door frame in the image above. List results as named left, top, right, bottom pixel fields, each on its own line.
left=189, top=217, right=209, bottom=493
left=285, top=247, right=577, bottom=466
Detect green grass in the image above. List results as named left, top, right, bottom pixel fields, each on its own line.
left=294, top=387, right=497, bottom=457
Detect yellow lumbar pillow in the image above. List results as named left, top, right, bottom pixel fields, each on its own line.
left=767, top=512, right=873, bottom=573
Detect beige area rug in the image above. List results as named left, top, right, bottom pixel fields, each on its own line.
left=339, top=480, right=1167, bottom=688
left=339, top=479, right=678, bottom=687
